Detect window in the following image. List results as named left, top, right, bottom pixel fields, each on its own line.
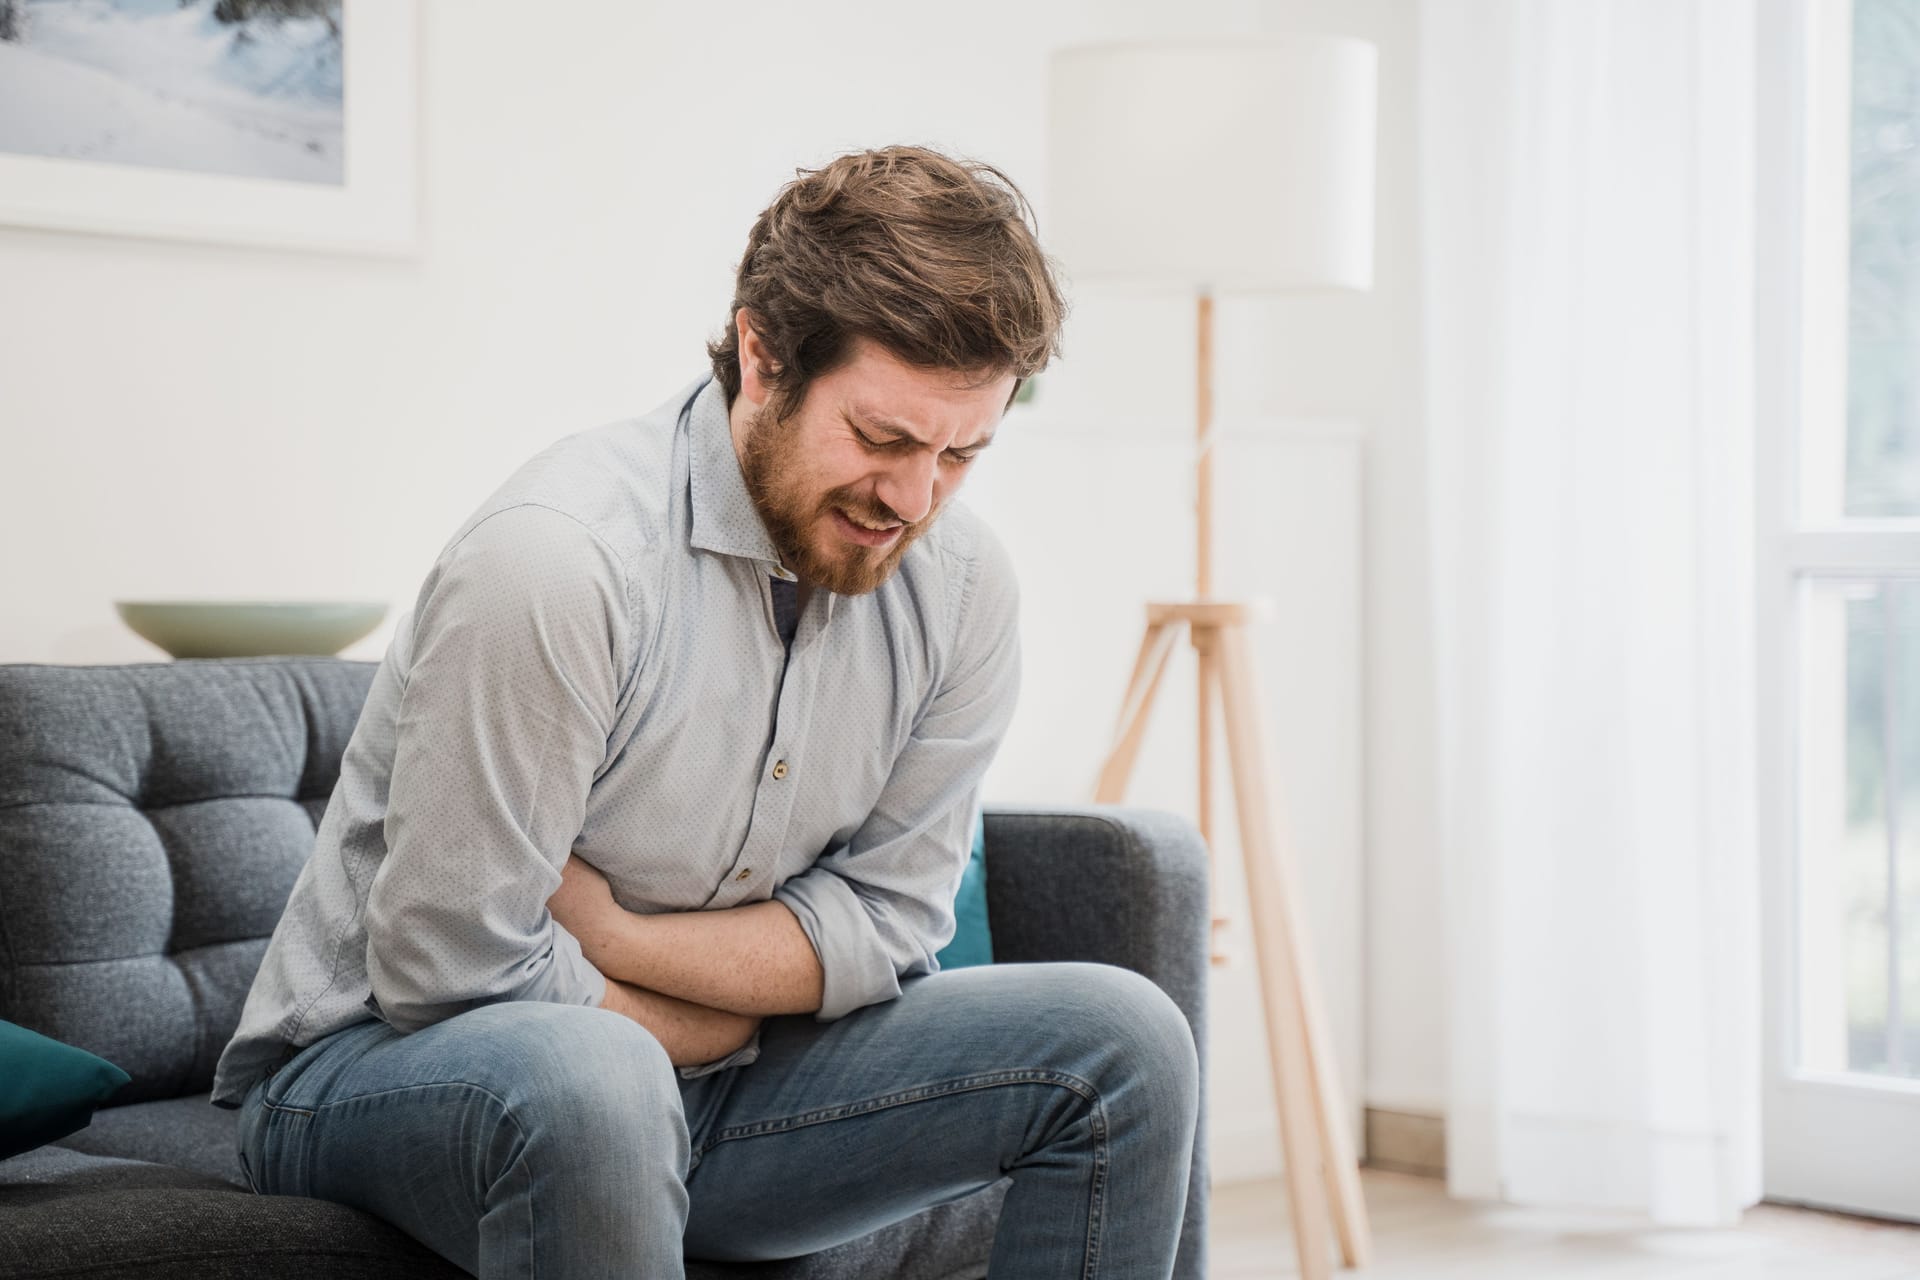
left=1791, top=0, right=1920, bottom=1084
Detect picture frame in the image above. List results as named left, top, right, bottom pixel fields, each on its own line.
left=0, top=0, right=418, bottom=256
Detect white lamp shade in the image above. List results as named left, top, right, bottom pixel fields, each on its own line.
left=1046, top=38, right=1378, bottom=293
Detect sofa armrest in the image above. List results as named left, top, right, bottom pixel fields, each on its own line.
left=979, top=803, right=1210, bottom=1280
left=981, top=804, right=1208, bottom=988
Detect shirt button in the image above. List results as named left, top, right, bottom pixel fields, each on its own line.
left=735, top=868, right=753, bottom=882
left=772, top=759, right=789, bottom=780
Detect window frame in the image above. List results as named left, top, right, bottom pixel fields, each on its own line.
left=1757, top=0, right=1920, bottom=1223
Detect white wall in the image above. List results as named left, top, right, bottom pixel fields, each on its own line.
left=1262, top=0, right=1446, bottom=1122
left=0, top=0, right=1445, bottom=1166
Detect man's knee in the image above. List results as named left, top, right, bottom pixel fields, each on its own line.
left=458, top=1002, right=687, bottom=1168
left=1049, top=964, right=1200, bottom=1113
left=473, top=1000, right=674, bottom=1077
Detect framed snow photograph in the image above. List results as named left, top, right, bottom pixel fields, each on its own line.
left=0, top=0, right=416, bottom=255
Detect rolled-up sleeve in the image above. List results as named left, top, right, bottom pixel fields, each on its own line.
left=364, top=503, right=627, bottom=1033
left=774, top=531, right=1021, bottom=1020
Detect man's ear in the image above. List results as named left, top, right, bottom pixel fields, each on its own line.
left=735, top=310, right=780, bottom=405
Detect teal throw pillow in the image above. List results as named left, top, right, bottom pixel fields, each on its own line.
left=0, top=1020, right=131, bottom=1160
left=936, top=807, right=993, bottom=970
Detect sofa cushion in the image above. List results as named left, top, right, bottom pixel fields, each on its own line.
left=52, top=1096, right=1004, bottom=1280
left=0, top=1141, right=999, bottom=1280
left=0, top=660, right=377, bottom=1103
left=933, top=807, right=992, bottom=970
left=0, top=1145, right=463, bottom=1279
left=54, top=1094, right=245, bottom=1187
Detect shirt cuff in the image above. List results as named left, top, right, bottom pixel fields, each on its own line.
left=772, top=868, right=904, bottom=1021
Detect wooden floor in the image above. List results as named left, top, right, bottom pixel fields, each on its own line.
left=1212, top=1169, right=1920, bottom=1278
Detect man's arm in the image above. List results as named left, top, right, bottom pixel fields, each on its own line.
left=596, top=975, right=764, bottom=1065
left=364, top=504, right=627, bottom=1032
left=549, top=857, right=824, bottom=1016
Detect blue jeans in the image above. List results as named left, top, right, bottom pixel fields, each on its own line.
left=235, top=962, right=1199, bottom=1278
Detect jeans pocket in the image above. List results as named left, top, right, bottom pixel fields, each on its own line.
left=239, top=1074, right=315, bottom=1197
left=256, top=1101, right=317, bottom=1198
left=235, top=1082, right=268, bottom=1194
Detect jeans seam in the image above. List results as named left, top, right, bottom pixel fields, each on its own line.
left=305, top=1079, right=519, bottom=1114
left=1084, top=1093, right=1109, bottom=1280
left=697, top=1068, right=1100, bottom=1151
left=235, top=1145, right=259, bottom=1195
left=513, top=1121, right=535, bottom=1280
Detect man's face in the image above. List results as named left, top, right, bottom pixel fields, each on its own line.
left=731, top=323, right=1013, bottom=596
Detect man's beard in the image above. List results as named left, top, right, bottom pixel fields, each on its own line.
left=736, top=403, right=938, bottom=596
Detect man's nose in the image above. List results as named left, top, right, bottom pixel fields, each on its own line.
left=875, top=453, right=937, bottom=525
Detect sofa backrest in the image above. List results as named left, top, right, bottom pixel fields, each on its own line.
left=0, top=658, right=376, bottom=1102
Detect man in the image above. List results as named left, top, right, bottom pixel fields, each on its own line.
left=212, top=145, right=1200, bottom=1278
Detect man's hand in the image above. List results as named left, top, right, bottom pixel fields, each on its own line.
left=545, top=855, right=825, bottom=1017
left=598, top=977, right=762, bottom=1069
left=547, top=855, right=625, bottom=969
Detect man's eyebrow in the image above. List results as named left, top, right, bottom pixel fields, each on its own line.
left=845, top=407, right=997, bottom=451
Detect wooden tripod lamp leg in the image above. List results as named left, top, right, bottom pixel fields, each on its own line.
left=1197, top=627, right=1215, bottom=846
left=1094, top=605, right=1372, bottom=1272
left=1217, top=624, right=1373, bottom=1269
left=1209, top=621, right=1335, bottom=1280
left=1193, top=630, right=1232, bottom=966
left=1096, top=619, right=1180, bottom=803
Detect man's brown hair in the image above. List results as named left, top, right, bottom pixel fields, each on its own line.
left=708, top=145, right=1067, bottom=421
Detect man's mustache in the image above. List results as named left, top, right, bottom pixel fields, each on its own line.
left=826, top=492, right=910, bottom=528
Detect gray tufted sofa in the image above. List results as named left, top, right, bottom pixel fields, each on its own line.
left=0, top=658, right=1210, bottom=1279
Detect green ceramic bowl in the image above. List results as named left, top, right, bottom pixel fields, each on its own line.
left=114, top=600, right=389, bottom=660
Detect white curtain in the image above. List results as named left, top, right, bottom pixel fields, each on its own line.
left=1420, top=0, right=1764, bottom=1225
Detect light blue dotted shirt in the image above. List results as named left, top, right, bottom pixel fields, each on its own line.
left=211, top=375, right=1021, bottom=1106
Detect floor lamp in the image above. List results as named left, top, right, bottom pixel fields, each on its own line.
left=1047, top=38, right=1378, bottom=1279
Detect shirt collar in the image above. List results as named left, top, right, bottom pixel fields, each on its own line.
left=686, top=375, right=789, bottom=572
